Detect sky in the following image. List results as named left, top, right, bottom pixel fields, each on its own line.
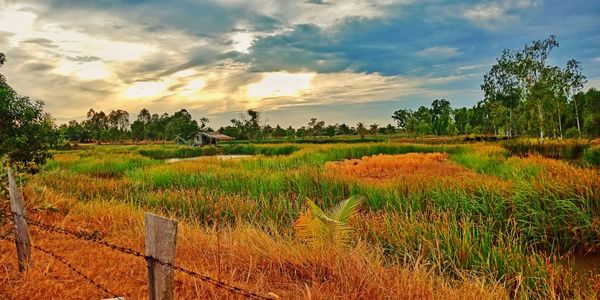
left=1, top=0, right=599, bottom=128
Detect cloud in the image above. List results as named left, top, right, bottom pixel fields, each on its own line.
left=461, top=0, right=540, bottom=29
left=68, top=56, right=102, bottom=63
left=21, top=62, right=54, bottom=72
left=21, top=38, right=58, bottom=48
left=1, top=0, right=598, bottom=127
left=416, top=47, right=460, bottom=58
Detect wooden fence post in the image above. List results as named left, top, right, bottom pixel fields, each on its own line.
left=6, top=167, right=32, bottom=272
left=145, top=212, right=177, bottom=300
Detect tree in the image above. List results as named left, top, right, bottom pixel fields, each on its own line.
left=307, top=118, right=325, bottom=138
left=165, top=109, right=199, bottom=141
left=392, top=109, right=411, bottom=131
left=430, top=99, right=452, bottom=136
left=453, top=107, right=469, bottom=135
left=0, top=53, right=56, bottom=172
left=562, top=59, right=587, bottom=137
left=108, top=109, right=129, bottom=142
left=324, top=124, right=337, bottom=137
left=582, top=88, right=600, bottom=136
left=356, top=122, right=367, bottom=139
left=369, top=124, right=379, bottom=135
left=198, top=116, right=210, bottom=131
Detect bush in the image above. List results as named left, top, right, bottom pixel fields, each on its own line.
left=583, top=147, right=600, bottom=166
left=563, top=128, right=579, bottom=138
left=502, top=140, right=589, bottom=160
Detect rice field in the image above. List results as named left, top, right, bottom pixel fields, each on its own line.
left=2, top=142, right=600, bottom=299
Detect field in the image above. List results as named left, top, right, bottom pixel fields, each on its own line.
left=2, top=141, right=600, bottom=299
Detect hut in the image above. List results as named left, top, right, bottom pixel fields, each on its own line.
left=193, top=132, right=234, bottom=146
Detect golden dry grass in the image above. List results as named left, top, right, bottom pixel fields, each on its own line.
left=325, top=153, right=510, bottom=193
left=0, top=189, right=507, bottom=299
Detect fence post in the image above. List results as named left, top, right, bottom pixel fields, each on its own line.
left=145, top=212, right=177, bottom=300
left=6, top=167, right=32, bottom=272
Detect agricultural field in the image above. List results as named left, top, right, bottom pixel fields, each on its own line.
left=1, top=141, right=600, bottom=299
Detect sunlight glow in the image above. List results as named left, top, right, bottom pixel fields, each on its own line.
left=0, top=5, right=36, bottom=37
left=53, top=60, right=111, bottom=81
left=123, top=81, right=167, bottom=99
left=247, top=72, right=314, bottom=99
left=179, top=78, right=206, bottom=96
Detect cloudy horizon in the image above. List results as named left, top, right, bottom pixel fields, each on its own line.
left=1, top=0, right=599, bottom=127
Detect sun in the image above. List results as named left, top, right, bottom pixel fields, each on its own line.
left=247, top=72, right=314, bottom=99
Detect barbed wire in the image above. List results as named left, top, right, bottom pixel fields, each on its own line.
left=0, top=235, right=120, bottom=298
left=5, top=209, right=275, bottom=299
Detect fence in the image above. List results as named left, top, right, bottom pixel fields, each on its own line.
left=1, top=167, right=275, bottom=300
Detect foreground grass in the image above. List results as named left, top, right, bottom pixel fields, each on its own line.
left=10, top=142, right=600, bottom=298
left=0, top=190, right=506, bottom=299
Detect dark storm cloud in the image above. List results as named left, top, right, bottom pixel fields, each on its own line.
left=21, top=38, right=58, bottom=48
left=68, top=56, right=102, bottom=62
left=21, top=62, right=54, bottom=72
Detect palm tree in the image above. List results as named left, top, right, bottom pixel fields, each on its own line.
left=294, top=196, right=363, bottom=244
left=356, top=122, right=367, bottom=139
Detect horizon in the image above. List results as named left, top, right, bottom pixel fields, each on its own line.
left=1, top=0, right=599, bottom=128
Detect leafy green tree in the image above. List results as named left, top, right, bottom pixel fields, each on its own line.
left=562, top=60, right=587, bottom=136
left=0, top=53, right=56, bottom=172
left=453, top=107, right=469, bottom=135
left=582, top=88, right=600, bottom=136
left=430, top=99, right=452, bottom=136
left=165, top=109, right=199, bottom=140
left=392, top=109, right=411, bottom=131
left=307, top=118, right=325, bottom=138
left=324, top=124, right=337, bottom=137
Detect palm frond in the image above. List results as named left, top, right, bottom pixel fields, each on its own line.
left=329, top=196, right=363, bottom=223
left=294, top=196, right=363, bottom=244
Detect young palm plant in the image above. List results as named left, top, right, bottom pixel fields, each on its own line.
left=294, top=196, right=363, bottom=244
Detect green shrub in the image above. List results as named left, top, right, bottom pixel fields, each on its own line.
left=583, top=147, right=600, bottom=166
left=502, top=139, right=589, bottom=159
left=564, top=128, right=579, bottom=138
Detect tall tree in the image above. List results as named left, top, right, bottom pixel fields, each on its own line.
left=430, top=99, right=452, bottom=136
left=482, top=35, right=563, bottom=140
left=562, top=59, right=587, bottom=137
left=356, top=122, right=367, bottom=139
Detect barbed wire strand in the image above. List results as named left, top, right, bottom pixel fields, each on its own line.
left=0, top=235, right=120, bottom=298
left=5, top=209, right=274, bottom=300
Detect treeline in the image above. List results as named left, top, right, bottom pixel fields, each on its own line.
left=60, top=108, right=209, bottom=143
left=392, top=88, right=600, bottom=138
left=61, top=84, right=600, bottom=144
left=60, top=107, right=396, bottom=143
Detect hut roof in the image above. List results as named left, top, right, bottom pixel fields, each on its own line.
left=197, top=132, right=235, bottom=140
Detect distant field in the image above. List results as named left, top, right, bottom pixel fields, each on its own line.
left=2, top=141, right=600, bottom=298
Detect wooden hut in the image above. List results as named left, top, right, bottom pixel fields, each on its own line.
left=193, top=132, right=234, bottom=146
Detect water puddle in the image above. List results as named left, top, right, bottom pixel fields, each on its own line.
left=561, top=253, right=600, bottom=275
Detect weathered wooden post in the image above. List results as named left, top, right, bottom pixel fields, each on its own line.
left=145, top=212, right=177, bottom=300
left=6, top=167, right=32, bottom=272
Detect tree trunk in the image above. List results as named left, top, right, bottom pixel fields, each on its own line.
left=537, top=101, right=545, bottom=141
left=558, top=107, right=563, bottom=139
left=574, top=98, right=581, bottom=137
left=509, top=108, right=513, bottom=138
